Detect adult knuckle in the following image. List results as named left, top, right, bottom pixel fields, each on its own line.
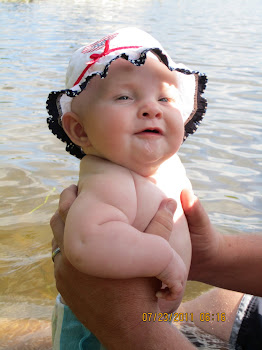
left=50, top=211, right=59, bottom=229
left=59, top=199, right=71, bottom=217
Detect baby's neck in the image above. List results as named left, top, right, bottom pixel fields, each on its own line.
left=150, top=154, right=181, bottom=179
left=131, top=154, right=181, bottom=181
left=83, top=153, right=180, bottom=179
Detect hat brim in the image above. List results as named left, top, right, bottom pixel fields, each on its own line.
left=47, top=49, right=207, bottom=159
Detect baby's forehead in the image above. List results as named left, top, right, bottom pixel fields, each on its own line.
left=94, top=57, right=178, bottom=88
left=111, top=57, right=174, bottom=75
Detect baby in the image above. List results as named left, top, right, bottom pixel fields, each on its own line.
left=47, top=27, right=207, bottom=348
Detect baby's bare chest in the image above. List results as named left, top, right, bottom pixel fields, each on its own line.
left=131, top=163, right=189, bottom=232
left=131, top=174, right=166, bottom=232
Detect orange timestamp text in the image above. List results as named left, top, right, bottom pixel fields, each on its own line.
left=142, top=312, right=226, bottom=323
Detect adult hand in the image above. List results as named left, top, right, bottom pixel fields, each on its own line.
left=181, top=189, right=262, bottom=295
left=180, top=189, right=221, bottom=282
left=51, top=186, right=196, bottom=349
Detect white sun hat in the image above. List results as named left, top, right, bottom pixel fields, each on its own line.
left=47, top=27, right=207, bottom=159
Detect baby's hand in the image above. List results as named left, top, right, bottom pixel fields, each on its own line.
left=155, top=251, right=187, bottom=301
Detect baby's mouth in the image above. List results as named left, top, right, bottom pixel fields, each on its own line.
left=143, top=129, right=160, bottom=134
left=135, top=128, right=163, bottom=135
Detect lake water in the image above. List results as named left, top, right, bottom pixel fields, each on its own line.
left=0, top=0, right=261, bottom=348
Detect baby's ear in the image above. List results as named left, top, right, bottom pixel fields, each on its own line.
left=62, top=112, right=90, bottom=148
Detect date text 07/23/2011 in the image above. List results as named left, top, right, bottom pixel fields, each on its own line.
left=142, top=312, right=226, bottom=323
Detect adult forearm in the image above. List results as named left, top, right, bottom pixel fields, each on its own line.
left=59, top=271, right=196, bottom=350
left=104, top=321, right=196, bottom=350
left=200, top=234, right=262, bottom=296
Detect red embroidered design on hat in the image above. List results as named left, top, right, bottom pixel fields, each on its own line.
left=82, top=33, right=119, bottom=54
left=73, top=33, right=142, bottom=86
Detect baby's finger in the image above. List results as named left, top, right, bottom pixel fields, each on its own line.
left=156, top=287, right=170, bottom=299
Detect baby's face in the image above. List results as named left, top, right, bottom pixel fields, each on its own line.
left=72, top=56, right=184, bottom=176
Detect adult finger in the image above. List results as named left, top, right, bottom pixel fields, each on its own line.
left=180, top=189, right=210, bottom=232
left=50, top=210, right=65, bottom=252
left=52, top=237, right=58, bottom=252
left=145, top=198, right=177, bottom=241
left=59, top=184, right=78, bottom=223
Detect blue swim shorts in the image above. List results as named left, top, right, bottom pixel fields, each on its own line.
left=52, top=294, right=106, bottom=350
left=229, top=294, right=262, bottom=349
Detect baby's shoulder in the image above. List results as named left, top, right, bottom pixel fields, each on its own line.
left=78, top=156, right=138, bottom=222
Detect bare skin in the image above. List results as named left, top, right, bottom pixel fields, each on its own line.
left=51, top=186, right=262, bottom=348
left=181, top=189, right=262, bottom=296
left=179, top=288, right=243, bottom=342
left=179, top=189, right=262, bottom=342
left=61, top=58, right=191, bottom=308
left=52, top=185, right=196, bottom=349
left=0, top=186, right=193, bottom=350
left=63, top=156, right=188, bottom=305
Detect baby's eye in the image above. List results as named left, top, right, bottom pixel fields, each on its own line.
left=159, top=97, right=171, bottom=102
left=159, top=96, right=177, bottom=103
left=117, top=95, right=130, bottom=100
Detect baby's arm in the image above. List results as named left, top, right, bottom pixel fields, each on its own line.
left=64, top=163, right=186, bottom=300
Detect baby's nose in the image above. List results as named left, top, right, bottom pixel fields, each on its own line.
left=138, top=102, right=163, bottom=119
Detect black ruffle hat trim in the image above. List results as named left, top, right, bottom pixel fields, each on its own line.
left=46, top=49, right=207, bottom=159
left=183, top=72, right=208, bottom=139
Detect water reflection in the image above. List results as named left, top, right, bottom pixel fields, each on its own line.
left=0, top=0, right=262, bottom=348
